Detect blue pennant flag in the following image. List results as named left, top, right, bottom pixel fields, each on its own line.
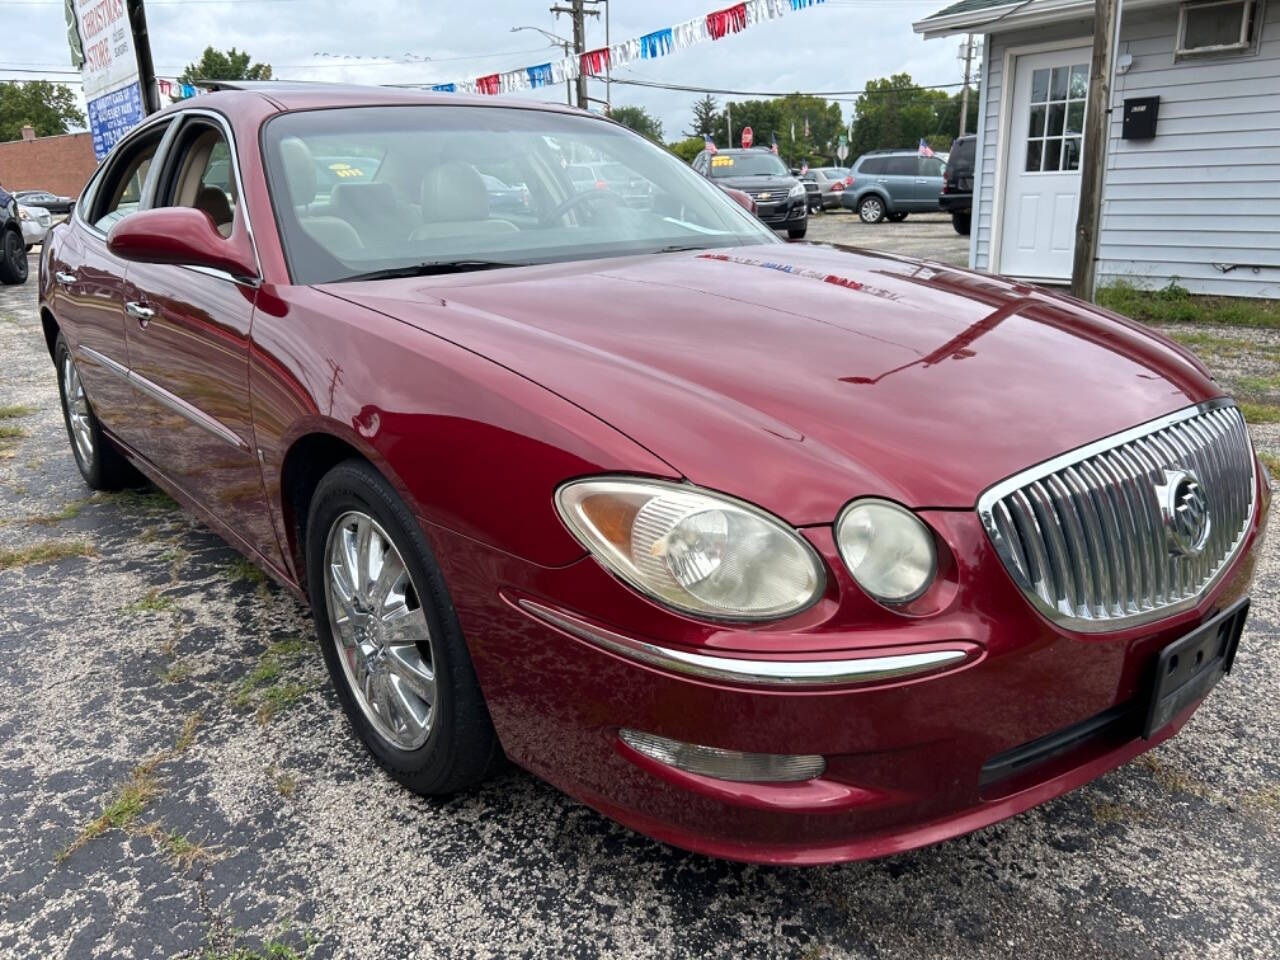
left=790, top=0, right=824, bottom=8
left=640, top=28, right=673, bottom=59
left=431, top=82, right=456, bottom=92
left=527, top=63, right=554, bottom=88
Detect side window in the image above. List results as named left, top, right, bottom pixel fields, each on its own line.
left=91, top=124, right=169, bottom=232
left=885, top=156, right=917, bottom=176
left=920, top=156, right=946, bottom=178
left=159, top=123, right=238, bottom=237
left=860, top=157, right=886, bottom=175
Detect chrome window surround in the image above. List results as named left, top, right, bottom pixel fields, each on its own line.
left=518, top=599, right=968, bottom=687
left=977, top=399, right=1257, bottom=633
left=76, top=107, right=263, bottom=287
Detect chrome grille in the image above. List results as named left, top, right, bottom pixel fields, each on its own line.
left=977, top=401, right=1256, bottom=632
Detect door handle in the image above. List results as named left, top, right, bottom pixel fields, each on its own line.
left=55, top=271, right=76, bottom=284
left=125, top=301, right=155, bottom=326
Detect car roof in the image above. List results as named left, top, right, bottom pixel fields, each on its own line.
left=160, top=81, right=587, bottom=117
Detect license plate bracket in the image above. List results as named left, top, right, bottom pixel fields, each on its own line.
left=1143, top=597, right=1249, bottom=739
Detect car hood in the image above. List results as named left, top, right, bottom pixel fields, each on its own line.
left=322, top=243, right=1220, bottom=522
left=708, top=174, right=799, bottom=192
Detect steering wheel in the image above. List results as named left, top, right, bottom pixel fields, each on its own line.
left=539, top=186, right=626, bottom=226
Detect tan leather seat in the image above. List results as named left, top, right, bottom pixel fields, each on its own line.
left=279, top=138, right=363, bottom=258
left=329, top=182, right=420, bottom=245
left=193, top=185, right=234, bottom=237
left=410, top=162, right=517, bottom=242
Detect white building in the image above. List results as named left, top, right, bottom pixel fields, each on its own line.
left=915, top=0, right=1280, bottom=297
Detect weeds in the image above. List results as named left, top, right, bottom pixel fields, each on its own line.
left=1099, top=280, right=1280, bottom=329
left=0, top=403, right=35, bottom=418
left=232, top=637, right=311, bottom=725
left=122, top=587, right=175, bottom=615
left=0, top=540, right=94, bottom=571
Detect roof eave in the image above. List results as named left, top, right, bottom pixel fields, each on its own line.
left=914, top=0, right=1171, bottom=38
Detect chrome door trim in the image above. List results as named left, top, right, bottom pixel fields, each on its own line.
left=78, top=344, right=248, bottom=451
left=517, top=599, right=969, bottom=688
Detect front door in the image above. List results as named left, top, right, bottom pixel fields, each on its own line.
left=999, top=47, right=1091, bottom=280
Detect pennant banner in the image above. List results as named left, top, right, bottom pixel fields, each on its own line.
left=423, top=0, right=824, bottom=96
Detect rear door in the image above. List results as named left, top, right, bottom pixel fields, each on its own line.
left=48, top=120, right=172, bottom=452
left=882, top=155, right=918, bottom=209
left=917, top=155, right=946, bottom=209
left=120, top=111, right=283, bottom=567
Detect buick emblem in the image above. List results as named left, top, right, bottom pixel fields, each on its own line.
left=1156, top=469, right=1210, bottom=557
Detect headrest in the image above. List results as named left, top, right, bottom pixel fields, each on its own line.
left=329, top=181, right=399, bottom=219
left=420, top=162, right=488, bottom=223
left=193, top=185, right=233, bottom=227
left=279, top=138, right=317, bottom=206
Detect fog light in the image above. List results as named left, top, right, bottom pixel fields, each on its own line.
left=620, top=729, right=826, bottom=782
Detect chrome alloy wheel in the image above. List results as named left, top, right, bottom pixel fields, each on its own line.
left=324, top=510, right=437, bottom=751
left=62, top=351, right=94, bottom=465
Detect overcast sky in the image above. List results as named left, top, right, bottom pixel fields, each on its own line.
left=2, top=0, right=966, bottom=140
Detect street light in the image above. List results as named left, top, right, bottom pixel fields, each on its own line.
left=510, top=26, right=573, bottom=105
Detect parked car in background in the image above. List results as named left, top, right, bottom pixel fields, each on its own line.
left=14, top=189, right=74, bottom=215
left=0, top=184, right=27, bottom=284
left=480, top=173, right=530, bottom=215
left=41, top=84, right=1270, bottom=867
left=801, top=167, right=851, bottom=210
left=18, top=204, right=52, bottom=251
left=940, top=135, right=976, bottom=236
left=792, top=170, right=822, bottom=213
left=692, top=147, right=807, bottom=238
left=567, top=162, right=653, bottom=209
left=717, top=184, right=757, bottom=215
left=840, top=149, right=946, bottom=223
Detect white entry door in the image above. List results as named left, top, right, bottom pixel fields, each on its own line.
left=999, top=47, right=1091, bottom=280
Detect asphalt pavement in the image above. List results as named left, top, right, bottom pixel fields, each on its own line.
left=1, top=239, right=1278, bottom=959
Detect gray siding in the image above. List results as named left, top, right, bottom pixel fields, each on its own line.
left=1100, top=3, right=1280, bottom=297
left=971, top=2, right=1280, bottom=297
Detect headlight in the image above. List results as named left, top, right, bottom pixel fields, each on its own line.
left=556, top=477, right=825, bottom=621
left=787, top=183, right=805, bottom=199
left=18, top=209, right=30, bottom=221
left=836, top=499, right=937, bottom=604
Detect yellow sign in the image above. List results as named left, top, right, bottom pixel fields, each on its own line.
left=329, top=162, right=366, bottom=178
left=710, top=155, right=734, bottom=167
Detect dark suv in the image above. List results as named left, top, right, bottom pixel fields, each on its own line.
left=692, top=147, right=808, bottom=239
left=0, top=183, right=28, bottom=285
left=940, top=135, right=975, bottom=236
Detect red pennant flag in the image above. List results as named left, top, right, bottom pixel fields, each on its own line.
left=475, top=73, right=500, bottom=95
left=580, top=47, right=610, bottom=77
left=706, top=3, right=748, bottom=40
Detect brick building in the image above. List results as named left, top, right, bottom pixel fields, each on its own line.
left=0, top=126, right=98, bottom=197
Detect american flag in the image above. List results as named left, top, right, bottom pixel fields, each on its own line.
left=918, top=138, right=935, bottom=158
left=800, top=160, right=808, bottom=175
left=704, top=134, right=717, bottom=155
left=770, top=132, right=779, bottom=155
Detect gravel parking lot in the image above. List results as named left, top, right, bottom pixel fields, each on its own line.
left=2, top=249, right=1279, bottom=960
left=804, top=209, right=970, bottom=266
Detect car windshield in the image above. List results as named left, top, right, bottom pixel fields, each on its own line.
left=708, top=152, right=790, bottom=178
left=263, top=105, right=776, bottom=284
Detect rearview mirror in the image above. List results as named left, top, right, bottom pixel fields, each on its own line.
left=107, top=206, right=256, bottom=281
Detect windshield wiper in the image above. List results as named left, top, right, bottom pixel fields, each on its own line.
left=654, top=244, right=710, bottom=254
left=338, top=260, right=521, bottom=282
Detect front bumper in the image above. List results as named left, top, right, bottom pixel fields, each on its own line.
left=425, top=469, right=1268, bottom=865
left=756, top=196, right=807, bottom=228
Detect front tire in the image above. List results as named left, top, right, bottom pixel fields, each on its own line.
left=858, top=196, right=886, bottom=224
left=54, top=333, right=136, bottom=489
left=887, top=212, right=908, bottom=223
left=787, top=225, right=807, bottom=240
left=0, top=229, right=27, bottom=285
left=306, top=459, right=500, bottom=795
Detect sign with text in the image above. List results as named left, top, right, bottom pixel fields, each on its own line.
left=68, top=0, right=145, bottom=160
left=741, top=126, right=753, bottom=149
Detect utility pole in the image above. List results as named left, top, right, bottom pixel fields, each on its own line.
left=726, top=101, right=733, bottom=148
left=958, top=34, right=976, bottom=136
left=126, top=0, right=160, bottom=114
left=550, top=0, right=599, bottom=110
left=511, top=25, right=573, bottom=105
left=1071, top=0, right=1122, bottom=300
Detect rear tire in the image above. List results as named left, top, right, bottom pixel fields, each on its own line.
left=54, top=333, right=137, bottom=490
left=887, top=212, right=908, bottom=223
left=306, top=459, right=501, bottom=796
left=0, top=229, right=27, bottom=285
left=952, top=211, right=972, bottom=235
left=858, top=196, right=886, bottom=224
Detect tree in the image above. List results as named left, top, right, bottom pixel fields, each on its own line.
left=716, top=94, right=844, bottom=166
left=849, top=74, right=955, bottom=158
left=0, top=81, right=85, bottom=142
left=685, top=94, right=719, bottom=140
left=608, top=105, right=663, bottom=143
left=178, top=47, right=273, bottom=86
left=667, top=136, right=705, bottom=164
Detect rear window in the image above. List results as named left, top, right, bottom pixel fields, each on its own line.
left=950, top=137, right=977, bottom=170
left=858, top=156, right=887, bottom=175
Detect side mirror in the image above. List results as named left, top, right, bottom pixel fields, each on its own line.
left=107, top=206, right=256, bottom=281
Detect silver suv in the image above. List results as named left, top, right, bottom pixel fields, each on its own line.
left=839, top=149, right=946, bottom=223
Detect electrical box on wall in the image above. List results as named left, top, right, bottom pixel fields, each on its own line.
left=1122, top=96, right=1160, bottom=139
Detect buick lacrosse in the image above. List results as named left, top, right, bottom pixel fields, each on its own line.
left=41, top=84, right=1269, bottom=864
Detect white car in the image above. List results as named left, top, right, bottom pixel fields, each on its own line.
left=18, top=204, right=51, bottom=251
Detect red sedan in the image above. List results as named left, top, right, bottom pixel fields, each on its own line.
left=40, top=84, right=1269, bottom=865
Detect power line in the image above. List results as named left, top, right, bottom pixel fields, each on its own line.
left=607, top=74, right=969, bottom=101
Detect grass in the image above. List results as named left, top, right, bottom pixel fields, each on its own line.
left=0, top=424, right=28, bottom=440
left=26, top=496, right=96, bottom=526
left=1239, top=402, right=1280, bottom=425
left=1237, top=373, right=1280, bottom=396
left=55, top=757, right=164, bottom=863
left=1098, top=279, right=1280, bottom=329
left=273, top=769, right=298, bottom=798
left=233, top=637, right=311, bottom=725
left=199, top=936, right=312, bottom=960
left=122, top=587, right=175, bottom=615
left=1259, top=452, right=1280, bottom=478
left=159, top=659, right=194, bottom=685
left=0, top=403, right=35, bottom=418
left=224, top=555, right=267, bottom=585
left=175, top=710, right=203, bottom=753
left=0, top=540, right=94, bottom=571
